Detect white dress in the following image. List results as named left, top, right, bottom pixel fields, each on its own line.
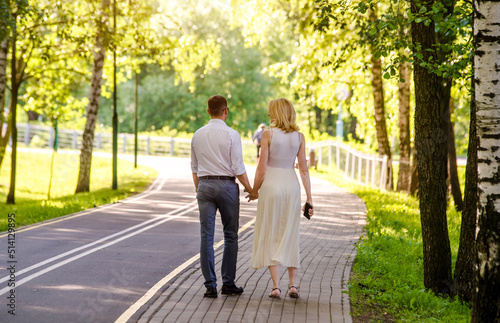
left=250, top=128, right=301, bottom=269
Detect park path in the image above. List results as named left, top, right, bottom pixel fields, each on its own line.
left=115, top=155, right=367, bottom=323
left=1, top=149, right=366, bottom=322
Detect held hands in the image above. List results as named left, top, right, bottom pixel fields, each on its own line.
left=243, top=186, right=258, bottom=202
left=245, top=189, right=258, bottom=202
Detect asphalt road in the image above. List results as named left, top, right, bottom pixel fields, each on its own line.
left=0, top=154, right=258, bottom=323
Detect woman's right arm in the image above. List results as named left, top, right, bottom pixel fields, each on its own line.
left=248, top=130, right=270, bottom=201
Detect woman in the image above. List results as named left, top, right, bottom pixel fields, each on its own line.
left=247, top=98, right=313, bottom=299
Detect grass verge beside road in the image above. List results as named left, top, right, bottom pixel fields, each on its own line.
left=311, top=166, right=471, bottom=322
left=0, top=150, right=158, bottom=232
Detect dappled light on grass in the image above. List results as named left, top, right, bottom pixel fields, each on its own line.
left=310, top=166, right=471, bottom=322
left=0, top=151, right=158, bottom=232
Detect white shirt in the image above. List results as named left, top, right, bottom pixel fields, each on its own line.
left=191, top=119, right=246, bottom=177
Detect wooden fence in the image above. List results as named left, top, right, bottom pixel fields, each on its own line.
left=17, top=123, right=195, bottom=157
left=16, top=123, right=388, bottom=189
left=310, top=140, right=389, bottom=189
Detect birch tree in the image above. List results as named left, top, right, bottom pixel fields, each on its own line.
left=0, top=37, right=9, bottom=168
left=75, top=0, right=110, bottom=193
left=369, top=8, right=393, bottom=190
left=471, top=0, right=500, bottom=320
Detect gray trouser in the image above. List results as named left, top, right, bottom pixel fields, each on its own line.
left=196, top=179, right=240, bottom=288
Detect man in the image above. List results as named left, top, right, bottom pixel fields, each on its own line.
left=252, top=123, right=266, bottom=163
left=191, top=95, right=252, bottom=298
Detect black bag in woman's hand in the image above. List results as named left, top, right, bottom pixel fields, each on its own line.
left=303, top=202, right=312, bottom=220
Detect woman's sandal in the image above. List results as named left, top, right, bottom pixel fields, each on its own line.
left=288, top=285, right=299, bottom=298
left=269, top=287, right=281, bottom=299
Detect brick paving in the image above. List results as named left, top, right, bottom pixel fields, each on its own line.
left=137, top=176, right=366, bottom=323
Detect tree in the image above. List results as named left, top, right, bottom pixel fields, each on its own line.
left=397, top=61, right=412, bottom=192
left=75, top=0, right=111, bottom=193
left=0, top=0, right=9, bottom=169
left=6, top=12, right=18, bottom=205
left=0, top=0, right=92, bottom=180
left=369, top=9, right=393, bottom=190
left=452, top=72, right=476, bottom=302
left=411, top=0, right=452, bottom=295
left=96, top=0, right=283, bottom=136
left=5, top=0, right=30, bottom=204
left=447, top=99, right=464, bottom=211
left=471, top=0, right=500, bottom=321
left=0, top=37, right=10, bottom=169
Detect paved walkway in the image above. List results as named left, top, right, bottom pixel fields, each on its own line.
left=136, top=175, right=367, bottom=323
left=13, top=149, right=366, bottom=322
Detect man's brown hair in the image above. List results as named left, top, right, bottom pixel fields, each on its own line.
left=207, top=95, right=227, bottom=117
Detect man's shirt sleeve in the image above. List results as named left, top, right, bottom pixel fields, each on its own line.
left=230, top=131, right=246, bottom=176
left=190, top=135, right=198, bottom=173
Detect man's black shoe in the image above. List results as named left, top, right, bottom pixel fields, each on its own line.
left=221, top=284, right=244, bottom=295
left=204, top=286, right=218, bottom=298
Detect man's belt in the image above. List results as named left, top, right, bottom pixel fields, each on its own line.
left=199, top=176, right=236, bottom=181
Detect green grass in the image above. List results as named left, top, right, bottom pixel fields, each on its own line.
left=310, top=166, right=471, bottom=322
left=0, top=150, right=158, bottom=232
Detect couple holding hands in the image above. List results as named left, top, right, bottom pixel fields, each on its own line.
left=190, top=95, right=314, bottom=299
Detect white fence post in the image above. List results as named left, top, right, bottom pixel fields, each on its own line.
left=170, top=137, right=174, bottom=156
left=25, top=123, right=31, bottom=145
left=122, top=134, right=127, bottom=153
left=49, top=127, right=54, bottom=148
left=72, top=131, right=78, bottom=149
left=358, top=153, right=362, bottom=182
left=371, top=157, right=376, bottom=186
left=328, top=142, right=332, bottom=167
left=97, top=133, right=101, bottom=149
left=380, top=155, right=388, bottom=189
left=366, top=155, right=370, bottom=185
left=351, top=151, right=355, bottom=179
left=336, top=143, right=340, bottom=168
left=318, top=145, right=322, bottom=167
left=345, top=149, right=349, bottom=176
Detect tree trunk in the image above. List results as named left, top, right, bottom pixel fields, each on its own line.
left=447, top=99, right=464, bottom=211
left=26, top=110, right=40, bottom=121
left=369, top=10, right=393, bottom=190
left=409, top=148, right=419, bottom=196
left=0, top=115, right=11, bottom=168
left=397, top=62, right=412, bottom=192
left=314, top=106, right=322, bottom=132
left=471, top=1, right=500, bottom=321
left=0, top=36, right=9, bottom=170
left=0, top=37, right=7, bottom=115
left=6, top=28, right=18, bottom=204
left=411, top=0, right=452, bottom=295
left=75, top=0, right=110, bottom=193
left=452, top=68, right=476, bottom=303
left=349, top=116, right=358, bottom=141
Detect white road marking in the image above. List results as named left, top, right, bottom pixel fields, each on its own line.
left=0, top=198, right=196, bottom=284
left=0, top=172, right=169, bottom=238
left=114, top=217, right=256, bottom=323
left=0, top=203, right=199, bottom=296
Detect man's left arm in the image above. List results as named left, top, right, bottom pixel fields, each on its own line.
left=192, top=173, right=199, bottom=192
left=235, top=172, right=252, bottom=193
left=191, top=137, right=199, bottom=191
left=231, top=131, right=252, bottom=192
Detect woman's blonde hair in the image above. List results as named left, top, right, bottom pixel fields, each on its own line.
left=268, top=98, right=300, bottom=133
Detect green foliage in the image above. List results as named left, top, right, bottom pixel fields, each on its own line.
left=3, top=0, right=472, bottom=170
left=312, top=166, right=471, bottom=321
left=0, top=150, right=158, bottom=231
left=96, top=1, right=285, bottom=136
